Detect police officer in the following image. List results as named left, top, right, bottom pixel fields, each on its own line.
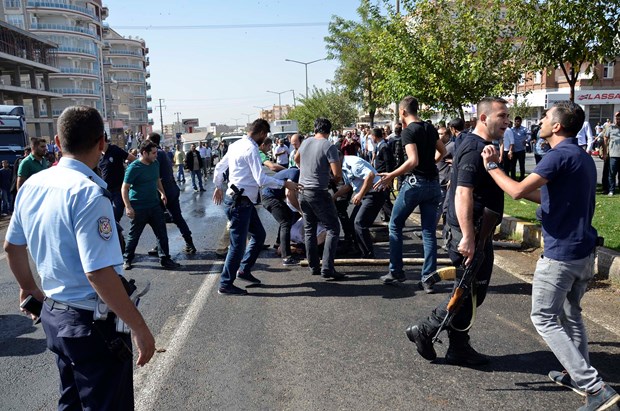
left=4, top=106, right=155, bottom=409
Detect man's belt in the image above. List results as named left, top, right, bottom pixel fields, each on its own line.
left=45, top=297, right=96, bottom=311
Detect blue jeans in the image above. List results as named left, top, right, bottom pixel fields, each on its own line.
left=190, top=170, right=204, bottom=190
left=389, top=177, right=441, bottom=280
left=220, top=197, right=266, bottom=287
left=110, top=190, right=124, bottom=223
left=176, top=164, right=185, bottom=182
left=531, top=252, right=602, bottom=393
left=608, top=157, right=619, bottom=193
left=0, top=188, right=11, bottom=214
left=300, top=189, right=340, bottom=275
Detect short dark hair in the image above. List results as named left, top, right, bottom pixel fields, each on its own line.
left=399, top=96, right=419, bottom=116
left=551, top=101, right=585, bottom=136
left=514, top=116, right=522, bottom=121
left=394, top=125, right=403, bottom=135
left=148, top=132, right=161, bottom=146
left=249, top=118, right=270, bottom=136
left=477, top=97, right=508, bottom=117
left=57, top=106, right=104, bottom=155
left=448, top=118, right=465, bottom=132
left=314, top=118, right=332, bottom=135
left=30, top=137, right=46, bottom=148
left=261, top=137, right=273, bottom=146
left=139, top=140, right=158, bottom=155
left=372, top=127, right=383, bottom=139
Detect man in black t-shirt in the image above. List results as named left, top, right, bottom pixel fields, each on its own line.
left=373, top=96, right=446, bottom=291
left=405, top=97, right=508, bottom=367
left=99, top=139, right=136, bottom=222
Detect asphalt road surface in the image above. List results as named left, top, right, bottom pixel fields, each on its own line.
left=1, top=177, right=618, bottom=411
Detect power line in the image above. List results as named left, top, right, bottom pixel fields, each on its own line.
left=113, top=22, right=329, bottom=30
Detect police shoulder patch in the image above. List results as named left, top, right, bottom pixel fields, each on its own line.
left=98, top=217, right=113, bottom=240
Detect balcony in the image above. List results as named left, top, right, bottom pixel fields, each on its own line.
left=146, top=83, right=151, bottom=90
left=51, top=88, right=99, bottom=96
left=5, top=0, right=22, bottom=9
left=147, top=107, right=153, bottom=114
left=109, top=63, right=144, bottom=71
left=146, top=95, right=152, bottom=102
left=107, top=77, right=144, bottom=83
left=129, top=104, right=146, bottom=109
left=27, top=1, right=97, bottom=20
left=58, top=67, right=99, bottom=76
left=145, top=70, right=150, bottom=78
left=30, top=22, right=98, bottom=38
left=108, top=49, right=143, bottom=57
left=57, top=46, right=97, bottom=57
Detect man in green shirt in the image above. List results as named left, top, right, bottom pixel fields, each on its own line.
left=259, top=137, right=285, bottom=172
left=121, top=141, right=180, bottom=270
left=16, top=137, right=48, bottom=190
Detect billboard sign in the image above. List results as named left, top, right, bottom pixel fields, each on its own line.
left=182, top=118, right=199, bottom=127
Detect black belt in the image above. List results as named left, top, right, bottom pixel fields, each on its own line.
left=45, top=298, right=94, bottom=312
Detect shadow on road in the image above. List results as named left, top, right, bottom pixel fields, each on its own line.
left=487, top=282, right=533, bottom=296
left=246, top=280, right=419, bottom=299
left=0, top=314, right=47, bottom=357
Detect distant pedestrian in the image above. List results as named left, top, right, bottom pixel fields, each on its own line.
left=184, top=144, right=205, bottom=192
left=603, top=112, right=620, bottom=196
left=0, top=160, right=12, bottom=214
left=174, top=145, right=186, bottom=183
left=16, top=137, right=48, bottom=190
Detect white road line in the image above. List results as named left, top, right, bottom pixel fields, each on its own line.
left=135, top=272, right=219, bottom=411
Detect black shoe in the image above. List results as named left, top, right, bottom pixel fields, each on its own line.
left=548, top=370, right=586, bottom=397
left=445, top=342, right=490, bottom=367
left=321, top=270, right=346, bottom=280
left=418, top=281, right=435, bottom=294
left=147, top=247, right=159, bottom=256
left=218, top=285, right=248, bottom=296
left=123, top=260, right=133, bottom=270
left=578, top=384, right=620, bottom=411
left=160, top=257, right=181, bottom=270
left=380, top=272, right=406, bottom=284
left=310, top=268, right=321, bottom=276
left=406, top=325, right=437, bottom=361
left=183, top=243, right=197, bottom=254
left=199, top=188, right=206, bottom=192
left=237, top=271, right=261, bottom=284
left=282, top=256, right=300, bottom=266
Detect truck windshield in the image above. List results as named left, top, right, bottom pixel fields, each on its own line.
left=0, top=131, right=25, bottom=147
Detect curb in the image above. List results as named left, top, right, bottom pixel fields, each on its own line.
left=498, top=215, right=620, bottom=284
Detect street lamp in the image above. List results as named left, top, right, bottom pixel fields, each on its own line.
left=241, top=112, right=252, bottom=126
left=230, top=117, right=241, bottom=130
left=284, top=58, right=327, bottom=98
left=254, top=105, right=270, bottom=120
left=266, top=90, right=295, bottom=120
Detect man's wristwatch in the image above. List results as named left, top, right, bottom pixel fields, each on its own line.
left=486, top=161, right=499, bottom=171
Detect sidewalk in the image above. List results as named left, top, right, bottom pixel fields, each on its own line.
left=407, top=212, right=620, bottom=338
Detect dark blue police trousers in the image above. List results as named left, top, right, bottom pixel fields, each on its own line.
left=41, top=303, right=133, bottom=410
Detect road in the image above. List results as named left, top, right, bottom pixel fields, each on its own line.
left=0, top=177, right=618, bottom=411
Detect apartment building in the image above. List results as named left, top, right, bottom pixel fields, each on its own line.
left=0, top=0, right=152, bottom=134
left=103, top=25, right=151, bottom=135
left=0, top=19, right=62, bottom=137
left=517, top=59, right=620, bottom=129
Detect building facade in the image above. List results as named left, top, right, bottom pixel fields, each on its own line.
left=517, top=59, right=620, bottom=130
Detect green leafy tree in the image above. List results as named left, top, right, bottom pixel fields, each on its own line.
left=509, top=0, right=620, bottom=102
left=286, top=87, right=358, bottom=134
left=325, top=0, right=390, bottom=126
left=374, top=0, right=523, bottom=119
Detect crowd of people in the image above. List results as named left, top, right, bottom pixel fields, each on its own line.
left=3, top=98, right=618, bottom=411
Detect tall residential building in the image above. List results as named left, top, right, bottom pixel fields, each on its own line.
left=0, top=20, right=62, bottom=138
left=103, top=25, right=151, bottom=136
left=0, top=1, right=152, bottom=134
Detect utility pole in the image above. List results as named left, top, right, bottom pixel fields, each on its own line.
left=158, top=98, right=166, bottom=135
left=174, top=111, right=181, bottom=133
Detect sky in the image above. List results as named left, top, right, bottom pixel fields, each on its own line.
left=103, top=0, right=363, bottom=130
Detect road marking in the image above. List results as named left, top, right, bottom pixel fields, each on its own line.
left=135, top=271, right=219, bottom=411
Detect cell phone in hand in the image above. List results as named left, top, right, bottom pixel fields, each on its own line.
left=20, top=295, right=43, bottom=323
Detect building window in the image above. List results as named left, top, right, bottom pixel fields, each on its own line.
left=6, top=14, right=24, bottom=29
left=603, top=62, right=614, bottom=79
left=534, top=71, right=542, bottom=84
left=4, top=0, right=21, bottom=9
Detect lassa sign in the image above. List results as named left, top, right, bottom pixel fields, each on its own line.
left=576, top=90, right=620, bottom=104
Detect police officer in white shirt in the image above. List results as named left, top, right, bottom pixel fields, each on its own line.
left=5, top=106, right=155, bottom=409
left=213, top=119, right=298, bottom=295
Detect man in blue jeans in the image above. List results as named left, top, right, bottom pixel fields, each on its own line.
left=482, top=101, right=619, bottom=411
left=374, top=96, right=446, bottom=292
left=213, top=119, right=298, bottom=295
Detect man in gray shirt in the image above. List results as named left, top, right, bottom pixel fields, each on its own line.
left=604, top=111, right=620, bottom=196
left=295, top=118, right=344, bottom=280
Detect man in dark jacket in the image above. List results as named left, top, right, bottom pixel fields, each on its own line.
left=184, top=144, right=205, bottom=192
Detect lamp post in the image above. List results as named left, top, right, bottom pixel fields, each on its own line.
left=266, top=90, right=295, bottom=120
left=284, top=58, right=326, bottom=98
left=254, top=105, right=270, bottom=119
left=231, top=117, right=241, bottom=132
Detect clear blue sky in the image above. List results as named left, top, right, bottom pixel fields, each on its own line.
left=103, top=0, right=363, bottom=130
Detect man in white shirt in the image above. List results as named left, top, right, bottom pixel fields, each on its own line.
left=274, top=138, right=290, bottom=168
left=213, top=119, right=298, bottom=295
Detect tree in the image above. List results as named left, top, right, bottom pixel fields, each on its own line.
left=286, top=87, right=358, bottom=134
left=509, top=0, right=620, bottom=102
left=325, top=0, right=390, bottom=126
left=373, top=0, right=524, bottom=119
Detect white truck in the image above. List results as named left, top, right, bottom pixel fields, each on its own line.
left=270, top=119, right=298, bottom=142
left=0, top=105, right=28, bottom=165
